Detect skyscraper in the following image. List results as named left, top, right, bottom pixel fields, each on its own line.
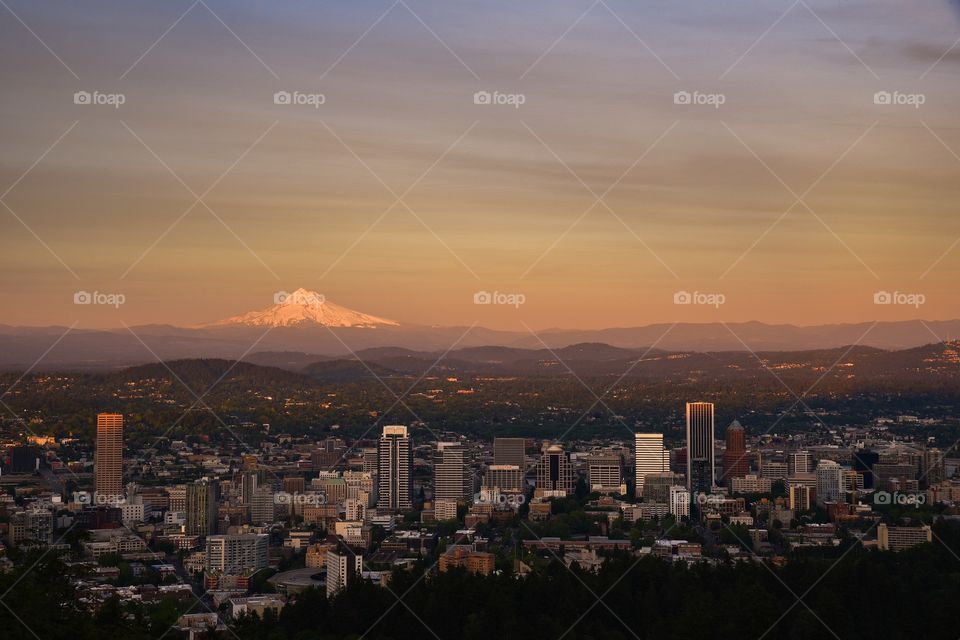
left=186, top=480, right=218, bottom=536
left=815, top=460, right=843, bottom=504
left=326, top=543, right=363, bottom=597
left=95, top=413, right=124, bottom=504
left=493, top=438, right=526, bottom=468
left=635, top=433, right=669, bottom=497
left=586, top=453, right=622, bottom=494
left=535, top=442, right=573, bottom=496
left=788, top=450, right=813, bottom=477
left=435, top=442, right=473, bottom=503
left=377, top=425, right=412, bottom=512
left=686, top=402, right=715, bottom=495
left=721, top=420, right=749, bottom=485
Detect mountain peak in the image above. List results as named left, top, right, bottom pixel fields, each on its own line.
left=204, top=289, right=399, bottom=328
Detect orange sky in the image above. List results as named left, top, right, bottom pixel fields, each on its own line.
left=0, top=0, right=958, bottom=330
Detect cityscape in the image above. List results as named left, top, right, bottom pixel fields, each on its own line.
left=2, top=1, right=960, bottom=639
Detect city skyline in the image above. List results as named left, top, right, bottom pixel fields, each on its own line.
left=2, top=3, right=959, bottom=638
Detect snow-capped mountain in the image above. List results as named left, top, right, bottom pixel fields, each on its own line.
left=204, top=288, right=399, bottom=328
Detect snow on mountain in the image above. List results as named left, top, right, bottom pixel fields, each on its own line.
left=204, top=288, right=399, bottom=328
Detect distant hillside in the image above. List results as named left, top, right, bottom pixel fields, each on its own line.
left=1, top=319, right=959, bottom=371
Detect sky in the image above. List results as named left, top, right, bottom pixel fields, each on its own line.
left=0, top=0, right=959, bottom=330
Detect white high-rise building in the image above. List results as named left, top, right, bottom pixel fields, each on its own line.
left=434, top=442, right=473, bottom=503
left=205, top=534, right=268, bottom=574
left=635, top=433, right=669, bottom=498
left=326, top=546, right=362, bottom=597
left=686, top=402, right=716, bottom=494
left=669, top=485, right=690, bottom=518
left=377, top=426, right=412, bottom=512
left=816, top=460, right=843, bottom=504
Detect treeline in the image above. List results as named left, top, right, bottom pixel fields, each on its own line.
left=232, top=520, right=960, bottom=640
left=4, top=520, right=960, bottom=640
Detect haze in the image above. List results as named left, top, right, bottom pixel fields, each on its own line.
left=1, top=0, right=959, bottom=330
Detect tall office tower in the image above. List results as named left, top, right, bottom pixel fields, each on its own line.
left=250, top=486, right=276, bottom=525
left=586, top=453, right=623, bottom=494
left=434, top=442, right=473, bottom=503
left=283, top=476, right=306, bottom=495
left=362, top=447, right=378, bottom=475
left=95, top=413, right=124, bottom=504
left=240, top=471, right=258, bottom=504
left=493, top=438, right=527, bottom=468
left=815, top=460, right=843, bottom=504
left=326, top=543, right=363, bottom=598
left=643, top=472, right=679, bottom=503
left=483, top=465, right=524, bottom=492
left=186, top=480, right=218, bottom=536
left=921, top=448, right=946, bottom=487
left=535, top=443, right=573, bottom=496
left=852, top=449, right=880, bottom=489
left=788, top=484, right=812, bottom=511
left=205, top=534, right=268, bottom=575
left=720, top=421, right=749, bottom=485
left=842, top=470, right=864, bottom=494
left=686, top=402, right=716, bottom=495
left=788, top=451, right=813, bottom=476
left=635, top=433, right=669, bottom=497
left=167, top=485, right=187, bottom=513
left=377, top=426, right=412, bottom=512
left=669, top=485, right=690, bottom=518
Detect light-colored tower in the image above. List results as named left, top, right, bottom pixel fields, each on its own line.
left=635, top=433, right=669, bottom=497
left=435, top=442, right=473, bottom=503
left=377, top=426, right=412, bottom=512
left=95, top=413, right=124, bottom=504
left=685, top=402, right=715, bottom=495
